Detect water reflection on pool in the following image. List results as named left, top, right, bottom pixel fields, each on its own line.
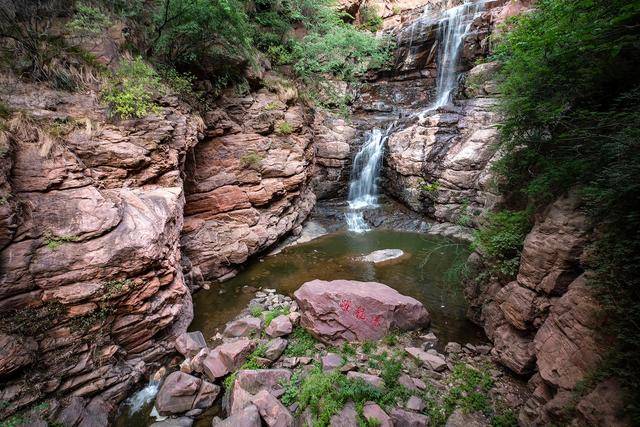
left=190, top=230, right=485, bottom=346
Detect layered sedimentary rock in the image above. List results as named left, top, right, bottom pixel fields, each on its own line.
left=0, top=76, right=201, bottom=418
left=180, top=80, right=317, bottom=283
left=465, top=193, right=626, bottom=424
left=352, top=1, right=515, bottom=225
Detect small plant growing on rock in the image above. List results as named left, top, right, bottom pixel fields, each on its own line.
left=101, top=57, right=163, bottom=119
left=43, top=232, right=78, bottom=250
left=275, top=121, right=294, bottom=135
left=100, top=279, right=134, bottom=301
left=263, top=307, right=290, bottom=327
left=420, top=180, right=440, bottom=193
left=240, top=151, right=263, bottom=170
left=250, top=306, right=263, bottom=317
left=283, top=326, right=316, bottom=357
left=67, top=3, right=111, bottom=36
left=263, top=101, right=281, bottom=111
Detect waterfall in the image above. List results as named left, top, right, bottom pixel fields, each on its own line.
left=125, top=380, right=159, bottom=414
left=345, top=126, right=393, bottom=232
left=432, top=0, right=488, bottom=108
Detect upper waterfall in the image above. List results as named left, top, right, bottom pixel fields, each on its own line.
left=432, top=0, right=489, bottom=108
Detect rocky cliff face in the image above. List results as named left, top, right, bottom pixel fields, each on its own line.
left=465, top=193, right=626, bottom=425
left=0, top=75, right=201, bottom=418
left=353, top=0, right=514, bottom=226
left=180, top=79, right=318, bottom=284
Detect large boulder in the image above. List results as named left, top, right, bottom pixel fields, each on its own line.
left=175, top=331, right=207, bottom=358
left=294, top=280, right=430, bottom=344
left=155, top=371, right=220, bottom=416
left=199, top=338, right=255, bottom=381
left=228, top=369, right=292, bottom=415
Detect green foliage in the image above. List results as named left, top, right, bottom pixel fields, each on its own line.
left=472, top=210, right=530, bottom=278
left=283, top=326, right=316, bottom=357
left=361, top=341, right=374, bottom=355
left=223, top=344, right=268, bottom=390
left=0, top=303, right=65, bottom=336
left=100, top=279, right=134, bottom=301
left=44, top=232, right=79, bottom=250
left=420, top=181, right=440, bottom=193
left=275, top=121, right=294, bottom=135
left=67, top=3, right=111, bottom=36
left=341, top=342, right=356, bottom=356
left=101, top=57, right=163, bottom=119
left=240, top=151, right=264, bottom=170
left=489, top=0, right=640, bottom=420
left=491, top=409, right=518, bottom=427
left=358, top=5, right=383, bottom=32
left=150, top=0, right=252, bottom=67
left=0, top=101, right=11, bottom=119
left=250, top=306, right=264, bottom=317
left=70, top=306, right=113, bottom=332
left=263, top=307, right=290, bottom=327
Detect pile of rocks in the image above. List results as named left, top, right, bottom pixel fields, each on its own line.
left=147, top=281, right=528, bottom=426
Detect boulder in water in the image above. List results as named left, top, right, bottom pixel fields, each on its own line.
left=293, top=279, right=430, bottom=344
left=359, top=249, right=405, bottom=264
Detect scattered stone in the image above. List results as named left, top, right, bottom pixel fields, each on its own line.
left=421, top=332, right=438, bottom=349
left=399, top=374, right=419, bottom=392
left=445, top=342, right=462, bottom=354
left=465, top=344, right=477, bottom=353
left=340, top=362, right=357, bottom=372
left=229, top=369, right=292, bottom=415
left=362, top=401, right=392, bottom=427
left=216, top=404, right=261, bottom=427
left=322, top=353, right=343, bottom=371
left=294, top=279, right=430, bottom=344
left=265, top=315, right=293, bottom=337
left=412, top=377, right=427, bottom=390
left=201, top=339, right=255, bottom=380
left=150, top=417, right=194, bottom=427
left=360, top=249, right=405, bottom=264
left=390, top=408, right=429, bottom=427
left=281, top=357, right=298, bottom=369
left=179, top=359, right=193, bottom=374
left=252, top=389, right=294, bottom=427
left=406, top=396, right=425, bottom=412
left=174, top=332, right=207, bottom=358
left=476, top=345, right=492, bottom=355
left=224, top=316, right=262, bottom=338
left=298, top=357, right=312, bottom=365
left=347, top=372, right=383, bottom=389
left=255, top=292, right=267, bottom=299
left=445, top=408, right=489, bottom=427
left=155, top=372, right=219, bottom=416
left=288, top=312, right=301, bottom=325
left=330, top=402, right=358, bottom=427
left=264, top=338, right=288, bottom=361
left=405, top=347, right=448, bottom=372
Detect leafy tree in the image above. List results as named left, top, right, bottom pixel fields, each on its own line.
left=485, top=0, right=640, bottom=419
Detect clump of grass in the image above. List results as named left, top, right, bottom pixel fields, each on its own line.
left=283, top=326, right=316, bottom=357
left=99, top=279, right=134, bottom=301
left=240, top=151, right=263, bottom=170
left=263, top=307, right=290, bottom=327
left=362, top=341, right=375, bottom=355
left=250, top=306, right=263, bottom=317
left=275, top=121, right=294, bottom=135
left=223, top=344, right=268, bottom=390
left=43, top=232, right=78, bottom=250
left=341, top=342, right=356, bottom=356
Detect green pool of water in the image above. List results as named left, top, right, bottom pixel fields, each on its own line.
left=190, top=229, right=485, bottom=346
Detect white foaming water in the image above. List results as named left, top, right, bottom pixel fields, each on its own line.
left=419, top=0, right=489, bottom=119
left=346, top=126, right=394, bottom=232
left=126, top=381, right=159, bottom=414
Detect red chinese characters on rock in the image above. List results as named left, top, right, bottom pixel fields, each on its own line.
left=337, top=300, right=382, bottom=328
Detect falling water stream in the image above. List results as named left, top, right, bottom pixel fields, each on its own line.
left=346, top=0, right=488, bottom=232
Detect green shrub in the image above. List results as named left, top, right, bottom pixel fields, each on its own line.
left=44, top=232, right=79, bottom=250
left=101, top=57, right=163, bottom=119
left=240, top=151, right=263, bottom=170
left=275, top=121, right=294, bottom=135
left=420, top=181, right=440, bottom=193
left=67, top=3, right=111, bottom=36
left=283, top=326, right=316, bottom=357
left=359, top=5, right=383, bottom=32
left=472, top=210, right=531, bottom=278
left=489, top=0, right=640, bottom=419
left=263, top=307, right=290, bottom=327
